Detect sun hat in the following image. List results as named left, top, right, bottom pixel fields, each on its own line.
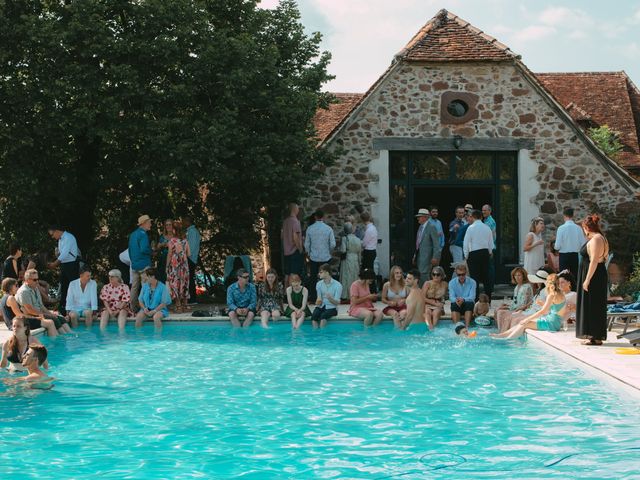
left=415, top=208, right=430, bottom=217
left=464, top=203, right=473, bottom=210
left=528, top=269, right=549, bottom=284
left=137, top=214, right=151, bottom=226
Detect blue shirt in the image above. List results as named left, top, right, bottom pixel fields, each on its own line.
left=128, top=227, right=152, bottom=271
left=186, top=225, right=201, bottom=263
left=315, top=278, right=342, bottom=309
left=484, top=215, right=497, bottom=249
left=304, top=221, right=336, bottom=262
left=227, top=282, right=257, bottom=311
left=428, top=218, right=445, bottom=248
left=454, top=223, right=470, bottom=248
left=57, top=231, right=79, bottom=263
left=449, top=276, right=477, bottom=303
left=448, top=218, right=464, bottom=245
left=139, top=281, right=172, bottom=316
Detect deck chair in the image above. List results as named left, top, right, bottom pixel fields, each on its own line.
left=618, top=328, right=640, bottom=346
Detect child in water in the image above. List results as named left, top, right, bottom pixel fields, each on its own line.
left=455, top=321, right=477, bottom=338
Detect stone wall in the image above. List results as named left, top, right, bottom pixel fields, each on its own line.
left=303, top=61, right=640, bottom=264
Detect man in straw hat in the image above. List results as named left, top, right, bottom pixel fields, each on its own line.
left=413, top=208, right=441, bottom=287
left=128, top=214, right=153, bottom=312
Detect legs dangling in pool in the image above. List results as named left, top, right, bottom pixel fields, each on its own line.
left=490, top=320, right=538, bottom=339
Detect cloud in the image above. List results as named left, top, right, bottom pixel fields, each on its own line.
left=513, top=25, right=555, bottom=42
left=538, top=6, right=593, bottom=29
left=622, top=42, right=640, bottom=59
left=633, top=7, right=640, bottom=23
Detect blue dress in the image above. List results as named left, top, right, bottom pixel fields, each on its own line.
left=536, top=299, right=565, bottom=331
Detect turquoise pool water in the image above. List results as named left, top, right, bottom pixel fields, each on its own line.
left=1, top=323, right=639, bottom=479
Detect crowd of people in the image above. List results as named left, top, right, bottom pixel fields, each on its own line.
left=0, top=215, right=202, bottom=338
left=0, top=202, right=611, bottom=378
left=226, top=202, right=609, bottom=346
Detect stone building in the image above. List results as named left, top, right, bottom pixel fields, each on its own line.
left=310, top=9, right=640, bottom=282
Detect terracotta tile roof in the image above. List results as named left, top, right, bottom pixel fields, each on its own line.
left=313, top=93, right=364, bottom=143
left=536, top=72, right=640, bottom=170
left=397, top=9, right=518, bottom=62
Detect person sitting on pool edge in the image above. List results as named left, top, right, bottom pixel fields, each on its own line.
left=491, top=273, right=566, bottom=340
left=449, top=263, right=477, bottom=328
left=226, top=268, right=257, bottom=328
left=135, top=268, right=172, bottom=329
left=348, top=268, right=384, bottom=326
left=399, top=269, right=425, bottom=330
left=312, top=264, right=342, bottom=329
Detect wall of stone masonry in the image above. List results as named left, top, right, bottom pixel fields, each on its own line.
left=302, top=62, right=640, bottom=269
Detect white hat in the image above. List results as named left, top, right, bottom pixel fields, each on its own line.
left=137, top=214, right=151, bottom=226
left=415, top=208, right=430, bottom=217
left=528, top=269, right=549, bottom=284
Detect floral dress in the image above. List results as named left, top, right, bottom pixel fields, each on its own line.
left=257, top=282, right=284, bottom=312
left=100, top=283, right=132, bottom=315
left=167, top=237, right=190, bottom=300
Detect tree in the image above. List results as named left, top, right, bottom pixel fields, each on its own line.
left=0, top=0, right=334, bottom=275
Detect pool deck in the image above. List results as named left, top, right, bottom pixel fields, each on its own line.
left=2, top=303, right=639, bottom=393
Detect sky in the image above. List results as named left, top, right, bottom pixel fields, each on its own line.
left=259, top=0, right=640, bottom=92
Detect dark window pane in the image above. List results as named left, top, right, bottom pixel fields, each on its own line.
left=412, top=152, right=450, bottom=179
left=447, top=99, right=469, bottom=117
left=498, top=152, right=516, bottom=180
left=499, top=184, right=517, bottom=264
left=389, top=152, right=408, bottom=180
left=390, top=184, right=409, bottom=270
left=455, top=152, right=493, bottom=180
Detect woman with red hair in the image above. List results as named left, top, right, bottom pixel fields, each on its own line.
left=576, top=214, right=609, bottom=345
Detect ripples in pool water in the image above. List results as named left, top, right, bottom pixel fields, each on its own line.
left=0, top=323, right=639, bottom=479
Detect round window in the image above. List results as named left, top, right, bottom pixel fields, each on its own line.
left=447, top=99, right=469, bottom=118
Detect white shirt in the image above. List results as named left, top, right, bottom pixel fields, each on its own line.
left=119, top=249, right=134, bottom=285
left=554, top=220, right=586, bottom=253
left=66, top=278, right=98, bottom=311
left=463, top=221, right=494, bottom=258
left=362, top=222, right=378, bottom=251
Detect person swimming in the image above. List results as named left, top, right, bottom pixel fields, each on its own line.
left=454, top=321, right=477, bottom=338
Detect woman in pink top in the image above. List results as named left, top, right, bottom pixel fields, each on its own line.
left=349, top=269, right=384, bottom=326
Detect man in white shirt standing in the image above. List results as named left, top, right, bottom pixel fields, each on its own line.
left=463, top=210, right=495, bottom=299
left=47, top=225, right=80, bottom=315
left=554, top=207, right=586, bottom=278
left=360, top=212, right=378, bottom=291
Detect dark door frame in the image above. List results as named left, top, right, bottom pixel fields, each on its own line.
left=388, top=150, right=519, bottom=283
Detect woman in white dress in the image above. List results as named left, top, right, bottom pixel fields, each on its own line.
left=523, top=217, right=545, bottom=276
left=339, top=223, right=362, bottom=300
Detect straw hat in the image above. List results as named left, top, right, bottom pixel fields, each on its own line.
left=415, top=208, right=430, bottom=217
left=528, top=269, right=549, bottom=284
left=137, top=214, right=151, bottom=226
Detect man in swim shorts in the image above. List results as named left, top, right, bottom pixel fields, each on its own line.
left=400, top=269, right=425, bottom=330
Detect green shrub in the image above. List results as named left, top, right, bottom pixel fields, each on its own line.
left=612, top=252, right=640, bottom=300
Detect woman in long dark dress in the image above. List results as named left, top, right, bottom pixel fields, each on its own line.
left=576, top=214, right=609, bottom=345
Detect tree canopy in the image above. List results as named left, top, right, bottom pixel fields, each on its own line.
left=0, top=0, right=334, bottom=273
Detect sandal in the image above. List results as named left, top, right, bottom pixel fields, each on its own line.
left=582, top=339, right=603, bottom=346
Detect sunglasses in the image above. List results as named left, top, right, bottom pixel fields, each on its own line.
left=240, top=275, right=249, bottom=279
left=431, top=272, right=442, bottom=277
left=456, top=273, right=466, bottom=277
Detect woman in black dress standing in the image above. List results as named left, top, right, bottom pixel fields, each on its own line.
left=576, top=214, right=609, bottom=345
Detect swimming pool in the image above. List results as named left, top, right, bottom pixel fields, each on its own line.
left=1, top=323, right=639, bottom=479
